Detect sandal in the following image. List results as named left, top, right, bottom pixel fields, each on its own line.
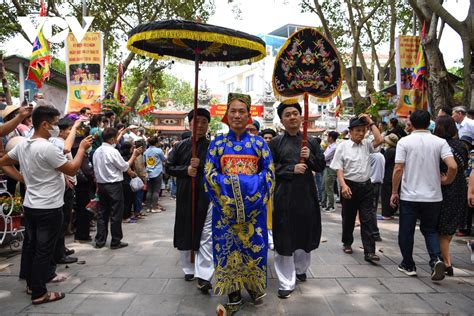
left=48, top=274, right=67, bottom=283
left=343, top=246, right=353, bottom=254
left=32, top=292, right=65, bottom=305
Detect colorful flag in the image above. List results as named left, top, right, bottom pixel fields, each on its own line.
left=137, top=83, right=155, bottom=115
left=114, top=63, right=124, bottom=102
left=334, top=93, right=343, bottom=117
left=26, top=0, right=51, bottom=88
left=410, top=21, right=429, bottom=111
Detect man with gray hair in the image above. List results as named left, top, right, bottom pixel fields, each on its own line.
left=452, top=106, right=474, bottom=140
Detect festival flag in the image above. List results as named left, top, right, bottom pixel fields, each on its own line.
left=26, top=0, right=51, bottom=88
left=137, top=83, right=155, bottom=115
left=334, top=93, right=343, bottom=117
left=410, top=21, right=429, bottom=111
left=114, top=63, right=124, bottom=102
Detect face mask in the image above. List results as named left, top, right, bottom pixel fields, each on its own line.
left=48, top=125, right=60, bottom=138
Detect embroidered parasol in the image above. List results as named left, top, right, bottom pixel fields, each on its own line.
left=127, top=19, right=266, bottom=262
left=272, top=28, right=343, bottom=159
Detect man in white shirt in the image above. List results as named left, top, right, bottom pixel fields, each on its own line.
left=391, top=110, right=457, bottom=281
left=93, top=127, right=141, bottom=250
left=330, top=114, right=383, bottom=262
left=369, top=152, right=385, bottom=241
left=321, top=131, right=339, bottom=212
left=452, top=106, right=474, bottom=141
left=0, top=105, right=91, bottom=305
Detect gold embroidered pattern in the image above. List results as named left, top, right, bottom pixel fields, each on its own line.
left=230, top=175, right=245, bottom=224
left=221, top=155, right=259, bottom=175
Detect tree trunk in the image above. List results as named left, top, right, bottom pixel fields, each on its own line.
left=461, top=35, right=472, bottom=107
left=106, top=52, right=136, bottom=95
left=424, top=42, right=454, bottom=112
left=0, top=54, right=12, bottom=104
left=343, top=67, right=363, bottom=105
left=126, top=60, right=160, bottom=109
left=388, top=0, right=397, bottom=85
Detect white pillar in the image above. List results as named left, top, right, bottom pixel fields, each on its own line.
left=18, top=62, right=25, bottom=102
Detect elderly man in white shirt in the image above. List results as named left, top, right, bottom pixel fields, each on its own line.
left=452, top=106, right=474, bottom=142
left=330, top=114, right=384, bottom=263
left=93, top=127, right=141, bottom=250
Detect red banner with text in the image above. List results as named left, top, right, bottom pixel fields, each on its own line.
left=210, top=104, right=264, bottom=118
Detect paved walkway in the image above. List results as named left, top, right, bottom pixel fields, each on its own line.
left=1, top=194, right=473, bottom=315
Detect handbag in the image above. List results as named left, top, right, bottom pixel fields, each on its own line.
left=130, top=176, right=144, bottom=192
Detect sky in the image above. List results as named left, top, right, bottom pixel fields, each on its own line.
left=3, top=0, right=468, bottom=91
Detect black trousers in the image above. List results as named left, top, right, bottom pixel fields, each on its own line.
left=74, top=185, right=92, bottom=240
left=95, top=182, right=124, bottom=247
left=122, top=180, right=134, bottom=219
left=23, top=207, right=62, bottom=299
left=340, top=179, right=377, bottom=254
left=54, top=188, right=74, bottom=261
left=19, top=230, right=56, bottom=282
left=381, top=181, right=397, bottom=217
left=372, top=183, right=381, bottom=237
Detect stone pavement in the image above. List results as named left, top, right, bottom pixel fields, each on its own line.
left=1, top=194, right=473, bottom=315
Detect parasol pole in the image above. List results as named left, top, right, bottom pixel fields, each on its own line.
left=300, top=92, right=309, bottom=163
left=190, top=52, right=200, bottom=263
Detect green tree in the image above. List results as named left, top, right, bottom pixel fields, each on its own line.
left=408, top=0, right=473, bottom=109
left=300, top=0, right=412, bottom=104
left=208, top=116, right=222, bottom=135
left=156, top=73, right=194, bottom=109
left=3, top=0, right=216, bottom=108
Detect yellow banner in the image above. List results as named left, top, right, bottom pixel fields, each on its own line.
left=396, top=36, right=421, bottom=117
left=65, top=32, right=103, bottom=113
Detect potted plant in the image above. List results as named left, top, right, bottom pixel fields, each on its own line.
left=0, top=195, right=23, bottom=230
left=367, top=92, right=396, bottom=118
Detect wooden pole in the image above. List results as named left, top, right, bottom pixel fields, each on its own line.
left=300, top=92, right=309, bottom=163
left=190, top=53, right=199, bottom=263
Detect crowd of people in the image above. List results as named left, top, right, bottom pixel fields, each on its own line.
left=0, top=91, right=472, bottom=314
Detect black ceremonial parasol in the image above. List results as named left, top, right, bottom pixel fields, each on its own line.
left=272, top=28, right=343, bottom=161
left=127, top=19, right=266, bottom=262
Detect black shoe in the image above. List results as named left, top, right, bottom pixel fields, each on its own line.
left=278, top=289, right=293, bottom=299
left=65, top=248, right=75, bottom=256
left=296, top=273, right=307, bottom=282
left=431, top=260, right=446, bottom=281
left=110, top=242, right=128, bottom=250
left=197, top=278, right=211, bottom=292
left=445, top=266, right=454, bottom=276
left=397, top=264, right=417, bottom=276
left=364, top=253, right=380, bottom=263
left=57, top=256, right=78, bottom=264
left=94, top=243, right=105, bottom=249
left=374, top=235, right=382, bottom=242
left=184, top=274, right=195, bottom=281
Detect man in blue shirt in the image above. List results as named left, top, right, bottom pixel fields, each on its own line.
left=144, top=136, right=167, bottom=212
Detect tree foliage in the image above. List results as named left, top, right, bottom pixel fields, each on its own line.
left=1, top=0, right=216, bottom=108
left=300, top=0, right=412, bottom=105
left=156, top=73, right=194, bottom=109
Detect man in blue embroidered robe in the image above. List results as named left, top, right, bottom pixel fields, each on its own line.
left=205, top=93, right=275, bottom=313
